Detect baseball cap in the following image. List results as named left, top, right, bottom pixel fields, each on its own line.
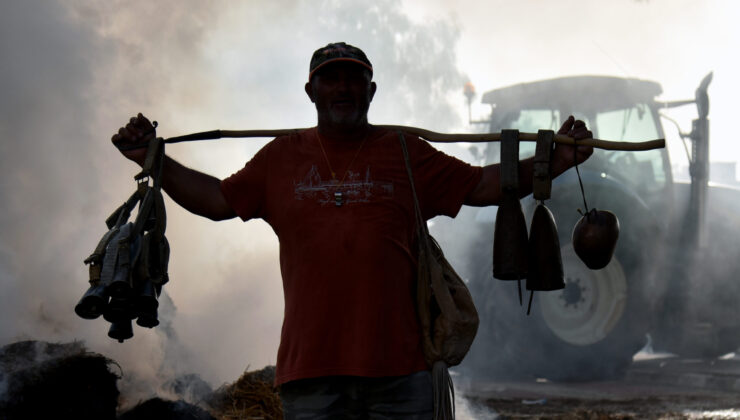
left=309, top=42, right=373, bottom=81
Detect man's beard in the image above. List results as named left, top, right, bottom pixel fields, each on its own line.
left=323, top=101, right=370, bottom=129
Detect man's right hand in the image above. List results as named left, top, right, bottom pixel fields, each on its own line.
left=111, top=113, right=157, bottom=166
left=110, top=112, right=236, bottom=221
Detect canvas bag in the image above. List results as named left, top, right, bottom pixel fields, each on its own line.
left=398, top=132, right=479, bottom=420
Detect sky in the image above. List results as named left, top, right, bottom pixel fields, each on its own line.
left=1, top=0, right=738, bottom=400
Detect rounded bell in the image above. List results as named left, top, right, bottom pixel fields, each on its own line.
left=572, top=209, right=620, bottom=270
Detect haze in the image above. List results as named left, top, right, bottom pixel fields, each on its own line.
left=0, top=0, right=737, bottom=396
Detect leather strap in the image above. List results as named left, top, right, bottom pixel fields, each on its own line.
left=500, top=129, right=520, bottom=192
left=533, top=130, right=555, bottom=201
left=135, top=137, right=164, bottom=182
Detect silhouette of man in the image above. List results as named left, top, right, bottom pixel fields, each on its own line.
left=112, top=42, right=592, bottom=419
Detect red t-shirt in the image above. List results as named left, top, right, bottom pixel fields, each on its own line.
left=220, top=126, right=483, bottom=385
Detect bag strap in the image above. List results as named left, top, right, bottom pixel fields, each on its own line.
left=398, top=130, right=456, bottom=420
left=398, top=131, right=429, bottom=239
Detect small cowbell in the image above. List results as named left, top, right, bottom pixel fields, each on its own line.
left=135, top=279, right=160, bottom=328
left=523, top=129, right=563, bottom=315
left=526, top=204, right=564, bottom=292
left=108, top=223, right=140, bottom=298
left=103, top=295, right=135, bottom=324
left=108, top=319, right=134, bottom=343
left=74, top=284, right=109, bottom=320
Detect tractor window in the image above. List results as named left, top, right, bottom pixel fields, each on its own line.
left=511, top=109, right=561, bottom=158
left=487, top=109, right=562, bottom=161
left=595, top=105, right=666, bottom=191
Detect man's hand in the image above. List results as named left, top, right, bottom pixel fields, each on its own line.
left=465, top=115, right=595, bottom=207
left=111, top=113, right=157, bottom=167
left=110, top=112, right=236, bottom=221
left=552, top=115, right=594, bottom=176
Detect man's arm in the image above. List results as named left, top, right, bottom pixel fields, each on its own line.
left=111, top=113, right=237, bottom=221
left=464, top=116, right=593, bottom=207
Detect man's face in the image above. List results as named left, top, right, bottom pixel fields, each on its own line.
left=305, top=62, right=376, bottom=130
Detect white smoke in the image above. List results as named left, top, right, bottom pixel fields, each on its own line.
left=3, top=0, right=739, bottom=411
left=0, top=0, right=469, bottom=395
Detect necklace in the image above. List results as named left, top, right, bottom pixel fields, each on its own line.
left=316, top=130, right=370, bottom=207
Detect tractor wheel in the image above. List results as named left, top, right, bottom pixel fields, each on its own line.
left=524, top=242, right=649, bottom=381
left=462, top=238, right=649, bottom=382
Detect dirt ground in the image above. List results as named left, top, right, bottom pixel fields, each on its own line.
left=457, top=354, right=740, bottom=419
left=466, top=394, right=740, bottom=419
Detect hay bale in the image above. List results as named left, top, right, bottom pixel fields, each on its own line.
left=0, top=340, right=87, bottom=372
left=118, top=397, right=216, bottom=420
left=208, top=366, right=283, bottom=420
left=0, top=340, right=119, bottom=420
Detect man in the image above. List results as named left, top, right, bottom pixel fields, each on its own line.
left=112, top=42, right=593, bottom=419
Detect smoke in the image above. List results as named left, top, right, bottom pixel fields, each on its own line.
left=5, top=0, right=738, bottom=413
left=0, top=0, right=469, bottom=400
left=0, top=1, right=113, bottom=342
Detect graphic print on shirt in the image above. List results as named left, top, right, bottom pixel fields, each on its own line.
left=294, top=165, right=394, bottom=206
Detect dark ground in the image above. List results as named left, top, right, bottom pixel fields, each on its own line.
left=457, top=353, right=740, bottom=419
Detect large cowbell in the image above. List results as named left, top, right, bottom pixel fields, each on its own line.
left=493, top=130, right=529, bottom=281
left=526, top=130, right=564, bottom=293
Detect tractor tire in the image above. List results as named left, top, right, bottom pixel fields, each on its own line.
left=462, top=238, right=649, bottom=381
left=522, top=240, right=649, bottom=381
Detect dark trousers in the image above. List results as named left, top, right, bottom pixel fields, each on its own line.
left=279, top=371, right=433, bottom=419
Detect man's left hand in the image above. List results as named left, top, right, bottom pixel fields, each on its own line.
left=552, top=115, right=593, bottom=175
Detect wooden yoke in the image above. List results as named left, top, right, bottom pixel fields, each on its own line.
left=163, top=125, right=665, bottom=152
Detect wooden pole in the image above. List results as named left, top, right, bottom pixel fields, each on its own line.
left=164, top=125, right=665, bottom=151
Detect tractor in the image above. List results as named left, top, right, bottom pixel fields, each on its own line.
left=446, top=73, right=740, bottom=381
